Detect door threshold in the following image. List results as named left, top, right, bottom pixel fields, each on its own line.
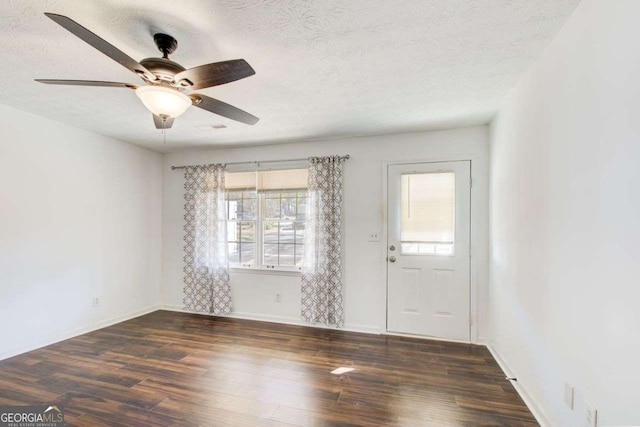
left=384, top=330, right=472, bottom=345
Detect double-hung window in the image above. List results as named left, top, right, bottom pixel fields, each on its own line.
left=226, top=169, right=308, bottom=271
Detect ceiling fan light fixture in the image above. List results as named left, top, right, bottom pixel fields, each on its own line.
left=135, top=85, right=191, bottom=118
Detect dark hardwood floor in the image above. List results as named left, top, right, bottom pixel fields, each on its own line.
left=0, top=310, right=537, bottom=426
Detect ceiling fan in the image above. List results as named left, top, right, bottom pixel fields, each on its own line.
left=36, top=13, right=259, bottom=129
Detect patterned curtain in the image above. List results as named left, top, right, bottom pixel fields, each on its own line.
left=182, top=164, right=233, bottom=315
left=301, top=156, right=347, bottom=327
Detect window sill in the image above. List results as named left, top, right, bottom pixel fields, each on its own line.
left=230, top=267, right=302, bottom=277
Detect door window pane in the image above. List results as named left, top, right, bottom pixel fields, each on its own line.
left=401, top=172, right=455, bottom=255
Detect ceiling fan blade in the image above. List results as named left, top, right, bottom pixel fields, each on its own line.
left=44, top=13, right=155, bottom=82
left=153, top=114, right=174, bottom=129
left=35, top=79, right=137, bottom=89
left=191, top=94, right=259, bottom=125
left=174, top=59, right=255, bottom=90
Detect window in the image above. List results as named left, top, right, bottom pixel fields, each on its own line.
left=400, top=172, right=455, bottom=256
left=226, top=169, right=308, bottom=270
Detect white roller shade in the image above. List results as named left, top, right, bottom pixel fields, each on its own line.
left=226, top=169, right=308, bottom=191
left=225, top=171, right=257, bottom=190
left=401, top=172, right=455, bottom=243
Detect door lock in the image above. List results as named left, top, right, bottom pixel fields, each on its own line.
left=388, top=256, right=396, bottom=263
left=389, top=245, right=396, bottom=251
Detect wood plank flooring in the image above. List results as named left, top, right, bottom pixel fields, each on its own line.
left=0, top=310, right=538, bottom=426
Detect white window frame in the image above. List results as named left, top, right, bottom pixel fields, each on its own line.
left=226, top=168, right=307, bottom=273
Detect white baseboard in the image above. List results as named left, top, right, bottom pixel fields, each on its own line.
left=384, top=330, right=475, bottom=345
left=486, top=343, right=552, bottom=427
left=475, top=335, right=489, bottom=345
left=161, top=305, right=382, bottom=335
left=0, top=304, right=161, bottom=361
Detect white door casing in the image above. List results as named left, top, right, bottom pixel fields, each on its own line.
left=386, top=161, right=471, bottom=341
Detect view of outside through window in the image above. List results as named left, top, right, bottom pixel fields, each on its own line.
left=226, top=169, right=307, bottom=269
left=227, top=191, right=257, bottom=266
left=263, top=191, right=306, bottom=267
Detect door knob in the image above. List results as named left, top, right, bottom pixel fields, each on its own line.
left=388, top=256, right=396, bottom=263
left=389, top=245, right=396, bottom=251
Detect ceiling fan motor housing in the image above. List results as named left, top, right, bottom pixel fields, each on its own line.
left=139, top=57, right=186, bottom=83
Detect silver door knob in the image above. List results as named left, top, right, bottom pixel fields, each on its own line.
left=389, top=245, right=396, bottom=251
left=388, top=256, right=396, bottom=263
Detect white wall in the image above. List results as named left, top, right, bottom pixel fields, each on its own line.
left=162, top=126, right=490, bottom=341
left=489, top=0, right=640, bottom=425
left=0, top=104, right=163, bottom=360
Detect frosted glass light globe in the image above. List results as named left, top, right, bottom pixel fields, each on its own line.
left=135, top=85, right=191, bottom=118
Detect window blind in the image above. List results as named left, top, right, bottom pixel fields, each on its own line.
left=226, top=169, right=308, bottom=191
left=401, top=172, right=455, bottom=243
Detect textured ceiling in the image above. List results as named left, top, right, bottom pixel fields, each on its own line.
left=0, top=0, right=581, bottom=153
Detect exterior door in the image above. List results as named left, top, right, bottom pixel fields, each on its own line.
left=386, top=161, right=471, bottom=341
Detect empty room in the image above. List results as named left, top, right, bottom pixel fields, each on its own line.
left=0, top=0, right=638, bottom=426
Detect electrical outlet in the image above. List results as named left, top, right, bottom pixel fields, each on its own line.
left=275, top=293, right=282, bottom=303
left=368, top=230, right=380, bottom=242
left=585, top=402, right=597, bottom=427
left=564, top=383, right=574, bottom=409
left=92, top=297, right=100, bottom=307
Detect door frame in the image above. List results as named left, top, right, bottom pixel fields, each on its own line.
left=382, top=157, right=479, bottom=344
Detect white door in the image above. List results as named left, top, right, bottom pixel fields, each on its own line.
left=386, top=161, right=471, bottom=341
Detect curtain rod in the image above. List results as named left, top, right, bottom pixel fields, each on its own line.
left=170, top=155, right=350, bottom=170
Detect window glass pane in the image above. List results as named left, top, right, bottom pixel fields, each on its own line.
left=295, top=245, right=304, bottom=266
left=240, top=197, right=257, bottom=220
left=401, top=172, right=455, bottom=254
left=279, top=222, right=294, bottom=244
left=264, top=244, right=278, bottom=265
left=296, top=197, right=307, bottom=220
left=240, top=222, right=255, bottom=242
left=227, top=221, right=240, bottom=242
left=264, top=197, right=281, bottom=219
left=279, top=244, right=295, bottom=266
left=239, top=243, right=255, bottom=265
left=228, top=243, right=239, bottom=264
left=264, top=221, right=279, bottom=243
left=281, top=198, right=296, bottom=218
left=228, top=199, right=240, bottom=220
left=294, top=222, right=305, bottom=244
left=243, top=191, right=256, bottom=199
left=435, top=243, right=454, bottom=255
